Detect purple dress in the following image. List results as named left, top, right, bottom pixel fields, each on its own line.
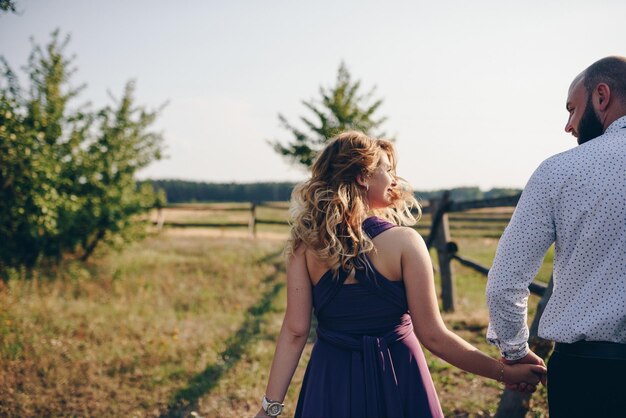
left=295, top=217, right=444, bottom=418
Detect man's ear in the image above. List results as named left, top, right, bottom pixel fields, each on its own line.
left=595, top=83, right=611, bottom=112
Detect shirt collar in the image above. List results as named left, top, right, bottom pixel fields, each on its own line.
left=604, top=115, right=626, bottom=134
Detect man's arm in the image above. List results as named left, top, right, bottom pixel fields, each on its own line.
left=486, top=162, right=556, bottom=361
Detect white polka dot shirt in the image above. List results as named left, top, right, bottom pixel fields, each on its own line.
left=486, top=115, right=626, bottom=360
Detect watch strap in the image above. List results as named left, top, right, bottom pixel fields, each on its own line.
left=262, top=395, right=284, bottom=416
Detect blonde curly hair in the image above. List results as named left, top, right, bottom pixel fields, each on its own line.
left=285, top=131, right=420, bottom=277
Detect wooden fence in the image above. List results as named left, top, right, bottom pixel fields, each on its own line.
left=424, top=191, right=548, bottom=312
left=425, top=191, right=553, bottom=418
left=154, top=202, right=290, bottom=234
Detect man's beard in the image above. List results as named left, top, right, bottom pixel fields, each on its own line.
left=577, top=95, right=605, bottom=145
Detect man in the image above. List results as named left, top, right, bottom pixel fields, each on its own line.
left=486, top=56, right=626, bottom=418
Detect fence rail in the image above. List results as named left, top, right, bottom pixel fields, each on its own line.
left=153, top=201, right=290, bottom=232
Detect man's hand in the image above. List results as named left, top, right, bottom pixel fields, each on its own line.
left=501, top=350, right=547, bottom=393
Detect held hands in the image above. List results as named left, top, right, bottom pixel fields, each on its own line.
left=501, top=350, right=547, bottom=393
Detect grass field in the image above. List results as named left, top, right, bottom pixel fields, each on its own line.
left=1, top=205, right=553, bottom=417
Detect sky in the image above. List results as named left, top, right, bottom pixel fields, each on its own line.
left=2, top=0, right=625, bottom=190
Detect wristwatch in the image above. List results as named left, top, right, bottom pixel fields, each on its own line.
left=262, top=395, right=284, bottom=417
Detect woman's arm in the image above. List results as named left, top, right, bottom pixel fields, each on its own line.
left=400, top=228, right=545, bottom=386
left=256, top=245, right=313, bottom=416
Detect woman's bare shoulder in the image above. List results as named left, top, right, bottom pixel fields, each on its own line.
left=388, top=226, right=425, bottom=244
left=285, top=243, right=306, bottom=264
left=384, top=226, right=429, bottom=257
left=301, top=245, right=332, bottom=278
left=292, top=243, right=307, bottom=256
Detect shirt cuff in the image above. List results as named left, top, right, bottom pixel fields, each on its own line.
left=488, top=338, right=529, bottom=361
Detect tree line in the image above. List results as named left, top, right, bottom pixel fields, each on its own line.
left=145, top=180, right=521, bottom=204
left=146, top=180, right=295, bottom=203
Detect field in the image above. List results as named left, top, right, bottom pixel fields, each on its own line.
left=0, top=204, right=553, bottom=417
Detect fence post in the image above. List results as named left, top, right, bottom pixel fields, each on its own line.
left=430, top=192, right=455, bottom=312
left=249, top=202, right=257, bottom=238
left=156, top=207, right=165, bottom=232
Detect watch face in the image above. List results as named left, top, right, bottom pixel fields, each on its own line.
left=268, top=403, right=282, bottom=415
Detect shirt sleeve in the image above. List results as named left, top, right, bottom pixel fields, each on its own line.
left=486, top=161, right=556, bottom=360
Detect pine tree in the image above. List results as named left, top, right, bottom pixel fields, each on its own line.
left=270, top=62, right=389, bottom=168
left=0, top=0, right=17, bottom=14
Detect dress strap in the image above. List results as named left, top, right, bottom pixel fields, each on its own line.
left=312, top=217, right=401, bottom=315
left=363, top=216, right=396, bottom=239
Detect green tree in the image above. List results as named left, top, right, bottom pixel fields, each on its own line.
left=0, top=31, right=163, bottom=275
left=0, top=0, right=17, bottom=14
left=269, top=62, right=390, bottom=168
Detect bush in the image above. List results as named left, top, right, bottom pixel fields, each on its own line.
left=0, top=30, right=164, bottom=277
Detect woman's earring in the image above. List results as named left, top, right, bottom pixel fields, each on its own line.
left=365, top=184, right=369, bottom=192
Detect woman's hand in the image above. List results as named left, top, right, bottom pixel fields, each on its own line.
left=503, top=362, right=547, bottom=393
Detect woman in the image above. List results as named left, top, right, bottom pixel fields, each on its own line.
left=256, top=131, right=545, bottom=418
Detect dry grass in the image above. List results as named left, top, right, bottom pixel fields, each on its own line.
left=0, top=230, right=285, bottom=417
left=1, top=218, right=551, bottom=417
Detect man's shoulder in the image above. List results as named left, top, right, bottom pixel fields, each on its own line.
left=544, top=128, right=625, bottom=168
left=526, top=129, right=626, bottom=197
left=535, top=138, right=600, bottom=176
left=522, top=147, right=585, bottom=194
left=530, top=149, right=574, bottom=181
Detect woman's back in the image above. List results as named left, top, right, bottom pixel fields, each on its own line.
left=305, top=220, right=406, bottom=287
left=305, top=217, right=411, bottom=334
left=295, top=217, right=444, bottom=417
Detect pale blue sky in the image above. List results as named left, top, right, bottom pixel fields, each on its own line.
left=2, top=0, right=625, bottom=189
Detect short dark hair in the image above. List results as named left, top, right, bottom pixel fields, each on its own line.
left=583, top=56, right=626, bottom=103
